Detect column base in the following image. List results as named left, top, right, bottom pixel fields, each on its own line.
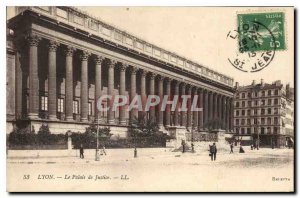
left=81, top=118, right=88, bottom=122
left=119, top=120, right=127, bottom=125
left=28, top=113, right=39, bottom=120
left=65, top=116, right=74, bottom=121
left=49, top=115, right=58, bottom=121
left=108, top=119, right=115, bottom=124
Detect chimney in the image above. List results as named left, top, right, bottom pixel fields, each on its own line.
left=261, top=79, right=264, bottom=86
left=235, top=82, right=239, bottom=88
left=252, top=80, right=256, bottom=85
left=286, top=83, right=290, bottom=98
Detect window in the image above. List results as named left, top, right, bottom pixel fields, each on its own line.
left=88, top=102, right=92, bottom=116
left=267, top=117, right=271, bottom=125
left=242, top=110, right=245, bottom=116
left=236, top=110, right=239, bottom=116
left=242, top=93, right=245, bottom=98
left=236, top=102, right=240, bottom=107
left=261, top=100, right=265, bottom=106
left=57, top=98, right=64, bottom=113
left=274, top=108, right=278, bottom=115
left=254, top=109, right=258, bottom=115
left=241, top=128, right=245, bottom=134
left=254, top=118, right=258, bottom=124
left=247, top=119, right=250, bottom=125
left=248, top=101, right=251, bottom=107
left=73, top=100, right=79, bottom=114
left=274, top=117, right=278, bottom=125
left=261, top=127, right=265, bottom=134
left=268, top=90, right=272, bottom=96
left=268, top=99, right=272, bottom=105
left=261, top=118, right=265, bottom=124
left=241, top=119, right=245, bottom=125
left=247, top=92, right=251, bottom=97
left=274, top=90, right=279, bottom=95
left=261, top=109, right=265, bottom=115
left=247, top=109, right=251, bottom=116
left=268, top=108, right=271, bottom=114
left=255, top=100, right=258, bottom=106
left=235, top=128, right=239, bottom=134
left=40, top=96, right=48, bottom=111
left=254, top=92, right=258, bottom=97
left=236, top=119, right=239, bottom=125
left=242, top=101, right=245, bottom=107
left=262, top=91, right=265, bottom=97
left=274, top=127, right=278, bottom=134
left=247, top=128, right=251, bottom=134
left=274, top=98, right=278, bottom=105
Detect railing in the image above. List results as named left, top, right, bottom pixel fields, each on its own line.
left=186, top=132, right=218, bottom=142
left=14, top=6, right=234, bottom=87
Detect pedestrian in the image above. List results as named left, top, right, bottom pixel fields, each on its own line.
left=181, top=140, right=185, bottom=153
left=102, top=145, right=107, bottom=155
left=79, top=144, right=84, bottom=159
left=239, top=144, right=245, bottom=153
left=230, top=143, right=234, bottom=154
left=210, top=143, right=217, bottom=161
left=251, top=144, right=253, bottom=150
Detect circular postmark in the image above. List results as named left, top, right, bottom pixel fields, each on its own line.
left=226, top=21, right=276, bottom=73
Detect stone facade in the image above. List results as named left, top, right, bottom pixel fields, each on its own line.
left=6, top=7, right=235, bottom=138
left=233, top=80, right=294, bottom=148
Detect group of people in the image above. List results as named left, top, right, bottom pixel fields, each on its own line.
left=208, top=142, right=246, bottom=161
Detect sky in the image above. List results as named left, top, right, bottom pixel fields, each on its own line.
left=7, top=7, right=294, bottom=86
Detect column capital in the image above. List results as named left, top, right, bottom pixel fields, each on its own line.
left=149, top=72, right=157, bottom=79
left=26, top=33, right=41, bottom=47
left=94, top=55, right=105, bottom=64
left=107, top=59, right=118, bottom=68
left=158, top=75, right=165, bottom=81
left=130, top=66, right=139, bottom=74
left=140, top=69, right=148, bottom=77
left=48, top=40, right=60, bottom=52
left=65, top=46, right=76, bottom=57
left=120, top=63, right=129, bottom=71
left=80, top=50, right=91, bottom=61
left=165, top=77, right=172, bottom=83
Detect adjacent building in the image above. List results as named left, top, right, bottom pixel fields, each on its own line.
left=234, top=79, right=294, bottom=148
left=6, top=6, right=235, bottom=139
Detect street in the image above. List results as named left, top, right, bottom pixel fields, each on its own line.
left=7, top=148, right=294, bottom=192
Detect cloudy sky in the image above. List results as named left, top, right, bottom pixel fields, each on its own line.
left=7, top=7, right=294, bottom=86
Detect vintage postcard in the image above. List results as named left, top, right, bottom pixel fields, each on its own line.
left=6, top=6, right=294, bottom=192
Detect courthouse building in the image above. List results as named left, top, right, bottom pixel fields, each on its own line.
left=6, top=6, right=235, bottom=138
left=234, top=80, right=294, bottom=148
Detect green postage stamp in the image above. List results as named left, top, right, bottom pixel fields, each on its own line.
left=237, top=12, right=285, bottom=52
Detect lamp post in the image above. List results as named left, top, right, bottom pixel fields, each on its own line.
left=95, top=113, right=100, bottom=161
left=191, top=127, right=195, bottom=153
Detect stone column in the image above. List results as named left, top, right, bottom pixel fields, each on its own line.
left=187, top=85, right=192, bottom=129
left=165, top=78, right=171, bottom=127
left=149, top=72, right=156, bottom=121
left=107, top=59, right=116, bottom=124
left=208, top=91, right=213, bottom=121
left=27, top=34, right=41, bottom=119
left=226, top=97, right=230, bottom=130
left=80, top=50, right=90, bottom=122
left=158, top=76, right=164, bottom=127
left=222, top=96, right=226, bottom=129
left=198, top=89, right=204, bottom=130
left=214, top=93, right=218, bottom=120
left=119, top=63, right=127, bottom=125
left=140, top=69, right=147, bottom=120
left=130, top=66, right=138, bottom=123
left=95, top=55, right=104, bottom=122
left=181, top=83, right=187, bottom=127
left=230, top=98, right=234, bottom=131
left=174, top=81, right=180, bottom=126
left=65, top=46, right=75, bottom=121
left=193, top=87, right=198, bottom=130
left=48, top=40, right=59, bottom=120
left=218, top=94, right=222, bottom=120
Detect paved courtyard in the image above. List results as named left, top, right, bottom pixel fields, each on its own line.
left=7, top=147, right=294, bottom=192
